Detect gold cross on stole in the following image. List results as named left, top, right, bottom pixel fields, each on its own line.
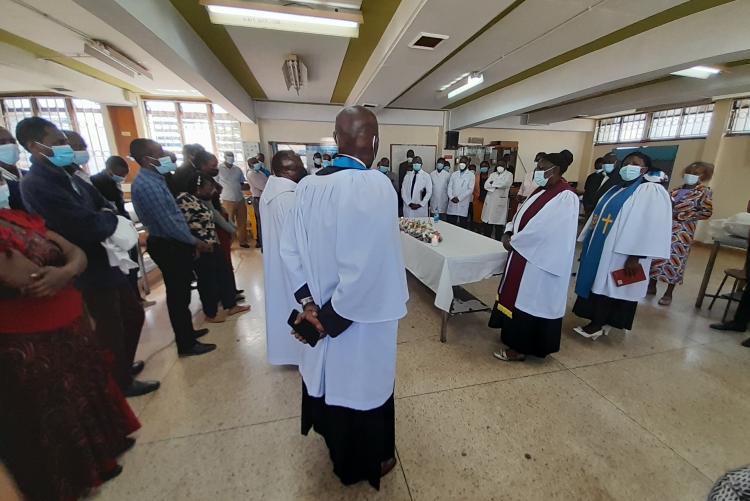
left=601, top=214, right=614, bottom=234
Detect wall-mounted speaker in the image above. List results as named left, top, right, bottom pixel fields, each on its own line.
left=445, top=130, right=459, bottom=150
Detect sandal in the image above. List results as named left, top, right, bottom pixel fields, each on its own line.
left=493, top=348, right=526, bottom=362
left=574, top=326, right=608, bottom=341
left=658, top=296, right=672, bottom=306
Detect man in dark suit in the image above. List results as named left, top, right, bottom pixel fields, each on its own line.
left=590, top=152, right=620, bottom=212
left=582, top=157, right=605, bottom=216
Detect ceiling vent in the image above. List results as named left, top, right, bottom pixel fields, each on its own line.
left=282, top=54, right=307, bottom=95
left=409, top=32, right=449, bottom=50
left=362, top=103, right=378, bottom=108
left=84, top=40, right=152, bottom=79
left=48, top=86, right=73, bottom=93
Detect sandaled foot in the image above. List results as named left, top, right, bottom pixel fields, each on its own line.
left=493, top=348, right=526, bottom=362
left=227, top=304, right=251, bottom=316
left=574, top=325, right=604, bottom=340
left=658, top=296, right=672, bottom=306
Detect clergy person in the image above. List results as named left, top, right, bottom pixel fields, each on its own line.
left=430, top=157, right=450, bottom=219
left=401, top=155, right=432, bottom=218
left=446, top=156, right=474, bottom=227
left=260, top=150, right=307, bottom=366
left=280, top=106, right=408, bottom=489
left=489, top=150, right=579, bottom=361
left=573, top=152, right=671, bottom=339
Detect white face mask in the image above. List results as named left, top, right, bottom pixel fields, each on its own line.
left=458, top=162, right=467, bottom=171
left=314, top=158, right=322, bottom=166
left=683, top=173, right=700, bottom=186
left=496, top=166, right=505, bottom=173
left=407, top=156, right=413, bottom=162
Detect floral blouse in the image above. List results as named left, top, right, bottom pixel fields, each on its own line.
left=176, top=193, right=217, bottom=245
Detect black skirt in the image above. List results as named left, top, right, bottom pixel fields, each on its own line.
left=488, top=304, right=562, bottom=358
left=572, top=293, right=638, bottom=330
left=301, top=382, right=395, bottom=490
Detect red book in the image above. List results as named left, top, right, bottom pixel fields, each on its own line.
left=611, top=265, right=646, bottom=287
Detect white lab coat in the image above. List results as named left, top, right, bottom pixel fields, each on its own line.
left=401, top=169, right=433, bottom=218
left=430, top=169, right=451, bottom=214
left=482, top=169, right=513, bottom=225
left=446, top=169, right=475, bottom=217
left=280, top=164, right=409, bottom=410
left=578, top=182, right=672, bottom=301
left=260, top=175, right=304, bottom=366
left=505, top=188, right=580, bottom=319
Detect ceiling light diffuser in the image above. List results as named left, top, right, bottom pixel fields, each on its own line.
left=447, top=73, right=484, bottom=99
left=203, top=2, right=361, bottom=38
left=670, top=65, right=721, bottom=79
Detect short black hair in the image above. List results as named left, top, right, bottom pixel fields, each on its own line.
left=15, top=116, right=58, bottom=152
left=407, top=149, right=415, bottom=156
left=194, top=150, right=216, bottom=169
left=534, top=151, right=546, bottom=162
left=106, top=155, right=128, bottom=171
left=622, top=151, right=653, bottom=169
left=594, top=157, right=604, bottom=167
left=130, top=138, right=158, bottom=163
left=183, top=143, right=205, bottom=158
left=313, top=152, right=322, bottom=158
left=271, top=150, right=301, bottom=176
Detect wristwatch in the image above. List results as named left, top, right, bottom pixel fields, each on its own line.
left=300, top=296, right=315, bottom=308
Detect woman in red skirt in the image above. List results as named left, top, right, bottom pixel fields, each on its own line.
left=0, top=182, right=140, bottom=501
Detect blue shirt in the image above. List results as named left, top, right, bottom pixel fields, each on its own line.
left=131, top=168, right=197, bottom=246
left=20, top=158, right=124, bottom=290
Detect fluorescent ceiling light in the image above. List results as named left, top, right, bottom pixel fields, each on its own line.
left=670, top=65, right=721, bottom=79
left=204, top=3, right=360, bottom=38
left=447, top=73, right=484, bottom=99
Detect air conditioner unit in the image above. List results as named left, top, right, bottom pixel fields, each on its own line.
left=282, top=54, right=307, bottom=95
left=84, top=40, right=152, bottom=79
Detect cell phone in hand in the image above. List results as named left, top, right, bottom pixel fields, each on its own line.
left=287, top=309, right=321, bottom=347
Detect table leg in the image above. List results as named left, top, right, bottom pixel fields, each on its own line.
left=696, top=241, right=720, bottom=308
left=440, top=311, right=449, bottom=343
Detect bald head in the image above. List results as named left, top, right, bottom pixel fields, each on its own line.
left=333, top=106, right=379, bottom=168
left=271, top=150, right=307, bottom=183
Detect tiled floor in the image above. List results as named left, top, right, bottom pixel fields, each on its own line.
left=95, top=244, right=749, bottom=500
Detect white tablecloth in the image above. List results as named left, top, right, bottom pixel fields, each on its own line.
left=400, top=220, right=508, bottom=312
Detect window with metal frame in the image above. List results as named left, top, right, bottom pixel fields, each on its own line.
left=72, top=99, right=112, bottom=173
left=728, top=99, right=750, bottom=134
left=595, top=104, right=715, bottom=144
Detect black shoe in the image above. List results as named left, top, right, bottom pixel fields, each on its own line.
left=124, top=379, right=161, bottom=397
left=240, top=243, right=250, bottom=248
left=119, top=437, right=136, bottom=456
left=742, top=337, right=750, bottom=348
left=101, top=464, right=123, bottom=483
left=178, top=341, right=217, bottom=357
left=709, top=322, right=747, bottom=332
left=193, top=328, right=210, bottom=339
left=236, top=294, right=246, bottom=302
left=131, top=360, right=145, bottom=376
left=255, top=243, right=262, bottom=249
left=235, top=289, right=244, bottom=294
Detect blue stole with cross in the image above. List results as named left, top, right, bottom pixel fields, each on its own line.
left=575, top=178, right=644, bottom=299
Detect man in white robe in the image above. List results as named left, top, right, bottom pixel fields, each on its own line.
left=481, top=162, right=514, bottom=239
left=573, top=152, right=672, bottom=339
left=489, top=150, right=579, bottom=361
left=280, top=106, right=408, bottom=489
left=430, top=158, right=450, bottom=220
left=401, top=155, right=432, bottom=218
left=260, top=151, right=307, bottom=366
left=446, top=156, right=474, bottom=228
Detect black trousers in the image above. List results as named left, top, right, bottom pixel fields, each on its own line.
left=252, top=197, right=263, bottom=248
left=147, top=237, right=197, bottom=351
left=483, top=223, right=505, bottom=240
left=82, top=283, right=145, bottom=390
left=446, top=214, right=468, bottom=228
left=734, top=250, right=750, bottom=327
left=194, top=246, right=237, bottom=318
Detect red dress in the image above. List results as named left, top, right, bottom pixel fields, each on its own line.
left=0, top=209, right=140, bottom=501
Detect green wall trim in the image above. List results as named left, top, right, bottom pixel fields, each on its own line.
left=446, top=0, right=736, bottom=109
left=170, top=0, right=267, bottom=99
left=0, top=29, right=144, bottom=93
left=389, top=0, right=526, bottom=106
left=329, top=0, right=401, bottom=104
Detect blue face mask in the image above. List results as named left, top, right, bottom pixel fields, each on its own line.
left=257, top=161, right=265, bottom=170
left=533, top=167, right=553, bottom=187
left=38, top=142, right=75, bottom=168
left=0, top=143, right=20, bottom=165
left=112, top=174, right=126, bottom=184
left=436, top=163, right=444, bottom=171
left=480, top=167, right=489, bottom=173
left=154, top=156, right=177, bottom=175
left=322, top=160, right=331, bottom=168
left=683, top=173, right=700, bottom=186
left=619, top=164, right=643, bottom=182
left=602, top=163, right=615, bottom=174
left=412, top=163, right=422, bottom=172
left=0, top=183, right=9, bottom=209
left=73, top=150, right=90, bottom=165
left=379, top=165, right=390, bottom=173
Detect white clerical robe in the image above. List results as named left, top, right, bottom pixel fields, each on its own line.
left=280, top=167, right=409, bottom=411
left=578, top=182, right=672, bottom=301
left=507, top=188, right=580, bottom=319
left=260, top=176, right=304, bottom=366
left=429, top=169, right=451, bottom=214
left=482, top=169, right=513, bottom=225
left=446, top=170, right=474, bottom=217
left=401, top=169, right=433, bottom=218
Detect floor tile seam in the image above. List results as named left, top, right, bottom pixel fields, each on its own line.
left=564, top=367, right=714, bottom=483
left=394, top=446, right=414, bottom=501
left=394, top=365, right=569, bottom=401
left=138, top=413, right=301, bottom=446
left=557, top=344, right=699, bottom=370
